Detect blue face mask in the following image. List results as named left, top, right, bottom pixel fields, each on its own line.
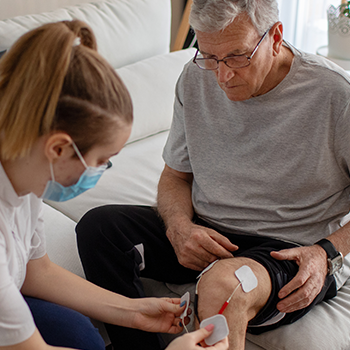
left=41, top=142, right=107, bottom=202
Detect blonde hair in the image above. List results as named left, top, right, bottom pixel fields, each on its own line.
left=0, top=20, right=133, bottom=160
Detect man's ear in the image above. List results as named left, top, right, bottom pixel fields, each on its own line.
left=270, top=22, right=284, bottom=56
left=44, top=133, right=74, bottom=163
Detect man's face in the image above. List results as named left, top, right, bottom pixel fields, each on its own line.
left=196, top=18, right=276, bottom=102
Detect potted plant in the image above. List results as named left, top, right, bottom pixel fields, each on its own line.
left=327, top=0, right=350, bottom=60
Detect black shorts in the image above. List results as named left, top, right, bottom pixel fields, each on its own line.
left=194, top=217, right=337, bottom=335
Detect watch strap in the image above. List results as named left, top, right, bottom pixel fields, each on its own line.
left=315, top=238, right=338, bottom=259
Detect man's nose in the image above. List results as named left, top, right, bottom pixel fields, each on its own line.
left=216, top=61, right=235, bottom=83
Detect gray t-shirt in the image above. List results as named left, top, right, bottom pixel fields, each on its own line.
left=163, top=42, right=350, bottom=250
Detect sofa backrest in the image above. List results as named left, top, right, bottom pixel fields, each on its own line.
left=0, top=0, right=196, bottom=158
left=0, top=0, right=171, bottom=69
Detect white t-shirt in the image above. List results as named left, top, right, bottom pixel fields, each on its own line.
left=0, top=162, right=46, bottom=346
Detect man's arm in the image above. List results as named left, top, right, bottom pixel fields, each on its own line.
left=157, top=164, right=237, bottom=271
left=271, top=222, right=350, bottom=313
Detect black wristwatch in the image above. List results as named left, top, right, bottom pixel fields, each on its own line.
left=315, top=238, right=343, bottom=275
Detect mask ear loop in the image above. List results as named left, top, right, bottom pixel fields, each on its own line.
left=71, top=141, right=88, bottom=168
left=47, top=142, right=86, bottom=183
left=49, top=162, right=56, bottom=182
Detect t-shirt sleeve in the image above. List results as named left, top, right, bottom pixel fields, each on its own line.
left=334, top=101, right=350, bottom=181
left=29, top=201, right=46, bottom=261
left=0, top=231, right=35, bottom=346
left=162, top=70, right=193, bottom=173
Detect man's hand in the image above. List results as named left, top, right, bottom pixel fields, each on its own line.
left=166, top=222, right=238, bottom=271
left=271, top=244, right=328, bottom=313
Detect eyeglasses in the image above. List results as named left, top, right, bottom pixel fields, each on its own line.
left=193, top=28, right=270, bottom=70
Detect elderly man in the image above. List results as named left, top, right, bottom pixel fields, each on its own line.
left=77, top=0, right=350, bottom=349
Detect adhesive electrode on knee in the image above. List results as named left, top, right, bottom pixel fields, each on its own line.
left=235, top=265, right=258, bottom=293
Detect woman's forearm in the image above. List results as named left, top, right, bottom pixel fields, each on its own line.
left=22, top=255, right=137, bottom=328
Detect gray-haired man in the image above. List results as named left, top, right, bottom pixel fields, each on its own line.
left=77, top=1, right=350, bottom=349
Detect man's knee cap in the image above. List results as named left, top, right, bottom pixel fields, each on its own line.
left=196, top=262, right=259, bottom=319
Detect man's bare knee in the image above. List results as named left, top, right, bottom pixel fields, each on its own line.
left=196, top=258, right=272, bottom=324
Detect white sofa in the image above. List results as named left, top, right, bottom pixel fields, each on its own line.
left=1, top=1, right=350, bottom=349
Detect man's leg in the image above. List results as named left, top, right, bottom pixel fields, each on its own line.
left=196, top=258, right=272, bottom=350
left=76, top=205, right=198, bottom=350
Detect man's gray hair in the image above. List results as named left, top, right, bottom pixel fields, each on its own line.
left=189, top=0, right=279, bottom=35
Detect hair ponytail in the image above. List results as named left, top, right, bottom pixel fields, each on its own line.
left=0, top=20, right=132, bottom=161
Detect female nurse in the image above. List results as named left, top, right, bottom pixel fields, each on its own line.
left=0, top=19, right=227, bottom=350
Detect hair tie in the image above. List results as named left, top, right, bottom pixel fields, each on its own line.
left=72, top=37, right=81, bottom=47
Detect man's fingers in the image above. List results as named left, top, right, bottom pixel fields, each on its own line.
left=178, top=248, right=216, bottom=271
left=170, top=224, right=238, bottom=269
left=180, top=237, right=219, bottom=270
left=210, top=231, right=238, bottom=252
left=197, top=230, right=237, bottom=259
left=270, top=248, right=298, bottom=261
left=209, top=233, right=238, bottom=256
left=278, top=269, right=307, bottom=299
left=277, top=281, right=319, bottom=312
left=277, top=293, right=307, bottom=313
left=277, top=270, right=324, bottom=312
left=180, top=231, right=231, bottom=269
left=200, top=237, right=234, bottom=259
left=271, top=245, right=329, bottom=313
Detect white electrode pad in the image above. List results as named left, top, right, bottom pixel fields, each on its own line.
left=234, top=265, right=258, bottom=293
left=180, top=291, right=190, bottom=320
left=200, top=314, right=229, bottom=346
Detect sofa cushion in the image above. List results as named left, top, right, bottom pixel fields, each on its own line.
left=246, top=277, right=350, bottom=349
left=43, top=203, right=85, bottom=278
left=0, top=0, right=171, bottom=69
left=118, top=48, right=196, bottom=144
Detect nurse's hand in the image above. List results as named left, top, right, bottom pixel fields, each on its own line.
left=132, top=297, right=189, bottom=334
left=166, top=325, right=229, bottom=350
